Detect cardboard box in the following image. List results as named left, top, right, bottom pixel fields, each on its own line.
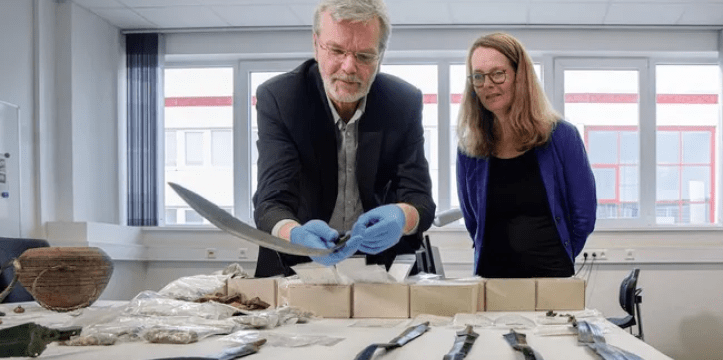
left=278, top=280, right=352, bottom=318
left=226, top=277, right=278, bottom=308
left=536, top=277, right=585, bottom=311
left=353, top=283, right=409, bottom=318
left=477, top=279, right=486, bottom=311
left=485, top=278, right=536, bottom=311
left=410, top=281, right=479, bottom=317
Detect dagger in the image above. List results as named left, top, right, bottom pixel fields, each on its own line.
left=168, top=182, right=348, bottom=257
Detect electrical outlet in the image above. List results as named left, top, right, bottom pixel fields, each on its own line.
left=238, top=248, right=248, bottom=259
left=596, top=249, right=607, bottom=260
left=625, top=249, right=635, bottom=260
left=206, top=248, right=217, bottom=259
left=586, top=249, right=607, bottom=260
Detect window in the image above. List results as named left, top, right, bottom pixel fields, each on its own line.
left=212, top=130, right=233, bottom=167
left=163, top=67, right=234, bottom=225
left=161, top=56, right=720, bottom=229
left=556, top=59, right=721, bottom=226
left=655, top=65, right=719, bottom=224
left=380, top=64, right=439, bottom=202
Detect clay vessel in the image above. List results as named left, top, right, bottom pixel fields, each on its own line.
left=14, top=247, right=114, bottom=312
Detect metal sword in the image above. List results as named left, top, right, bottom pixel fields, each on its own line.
left=168, top=182, right=348, bottom=257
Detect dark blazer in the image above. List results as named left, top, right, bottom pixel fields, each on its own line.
left=253, top=59, right=436, bottom=277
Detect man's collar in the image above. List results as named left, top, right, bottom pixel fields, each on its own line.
left=326, top=93, right=367, bottom=125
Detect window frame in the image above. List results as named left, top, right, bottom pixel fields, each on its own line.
left=161, top=53, right=722, bottom=230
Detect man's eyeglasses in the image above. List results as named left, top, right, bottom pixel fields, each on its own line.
left=468, top=70, right=507, bottom=87
left=318, top=42, right=380, bottom=65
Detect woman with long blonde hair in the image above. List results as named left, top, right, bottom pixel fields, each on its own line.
left=456, top=33, right=597, bottom=278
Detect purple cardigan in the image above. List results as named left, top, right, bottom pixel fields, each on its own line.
left=456, top=120, right=597, bottom=273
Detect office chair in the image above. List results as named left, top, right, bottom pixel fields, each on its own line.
left=606, top=268, right=643, bottom=341
left=0, top=237, right=51, bottom=303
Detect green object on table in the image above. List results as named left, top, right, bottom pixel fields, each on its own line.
left=0, top=322, right=81, bottom=357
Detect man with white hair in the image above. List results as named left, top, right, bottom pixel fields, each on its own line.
left=253, top=0, right=435, bottom=277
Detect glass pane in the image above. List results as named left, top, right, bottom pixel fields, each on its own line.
left=381, top=65, right=439, bottom=204
left=164, top=67, right=234, bottom=225
left=450, top=64, right=465, bottom=210
left=250, top=71, right=284, bottom=207
left=656, top=65, right=720, bottom=224
left=656, top=165, right=679, bottom=201
left=588, top=131, right=618, bottom=164
left=165, top=131, right=177, bottom=167
left=185, top=132, right=204, bottom=165
left=682, top=131, right=710, bottom=164
left=592, top=168, right=616, bottom=200
left=620, top=165, right=638, bottom=202
left=212, top=130, right=233, bottom=167
left=656, top=131, right=679, bottom=164
left=565, top=70, right=639, bottom=220
left=185, top=209, right=204, bottom=224
left=164, top=209, right=177, bottom=225
left=682, top=166, right=710, bottom=202
left=620, top=131, right=638, bottom=164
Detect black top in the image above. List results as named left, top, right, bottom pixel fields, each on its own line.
left=479, top=150, right=573, bottom=278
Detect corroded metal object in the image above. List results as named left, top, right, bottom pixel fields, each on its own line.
left=169, top=182, right=349, bottom=257
left=354, top=321, right=430, bottom=360
left=503, top=329, right=544, bottom=360
left=0, top=322, right=81, bottom=358
left=8, top=247, right=114, bottom=312
left=576, top=320, right=644, bottom=360
left=443, top=325, right=479, bottom=360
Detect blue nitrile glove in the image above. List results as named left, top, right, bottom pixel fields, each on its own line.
left=351, top=204, right=406, bottom=254
left=290, top=220, right=362, bottom=266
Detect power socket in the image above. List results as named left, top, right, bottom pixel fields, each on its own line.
left=238, top=248, right=248, bottom=259
left=586, top=249, right=607, bottom=260
left=625, top=249, right=635, bottom=260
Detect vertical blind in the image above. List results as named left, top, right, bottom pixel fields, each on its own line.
left=126, top=33, right=160, bottom=226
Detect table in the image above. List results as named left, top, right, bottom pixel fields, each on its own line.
left=0, top=301, right=672, bottom=360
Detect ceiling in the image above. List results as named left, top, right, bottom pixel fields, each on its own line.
left=71, top=0, right=723, bottom=31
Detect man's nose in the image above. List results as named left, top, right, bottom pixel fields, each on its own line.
left=340, top=53, right=357, bottom=72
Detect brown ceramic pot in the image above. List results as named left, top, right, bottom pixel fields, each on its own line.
left=14, top=247, right=114, bottom=312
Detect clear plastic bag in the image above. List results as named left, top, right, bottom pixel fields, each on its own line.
left=233, top=306, right=315, bottom=329
left=492, top=314, right=537, bottom=329
left=222, top=330, right=344, bottom=347
left=157, top=274, right=231, bottom=301
left=451, top=313, right=493, bottom=328
left=125, top=291, right=239, bottom=319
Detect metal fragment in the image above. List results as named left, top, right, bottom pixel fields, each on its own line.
left=354, top=321, right=430, bottom=360
left=443, top=325, right=479, bottom=360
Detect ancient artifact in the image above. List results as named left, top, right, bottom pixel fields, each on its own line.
left=0, top=323, right=81, bottom=357
left=0, top=247, right=114, bottom=312
left=169, top=182, right=350, bottom=256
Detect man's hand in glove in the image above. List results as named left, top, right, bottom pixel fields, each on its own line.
left=290, top=220, right=361, bottom=266
left=351, top=205, right=406, bottom=254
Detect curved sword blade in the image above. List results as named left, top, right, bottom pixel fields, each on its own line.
left=168, top=182, right=336, bottom=257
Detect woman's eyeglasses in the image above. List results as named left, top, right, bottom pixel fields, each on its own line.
left=468, top=70, right=507, bottom=87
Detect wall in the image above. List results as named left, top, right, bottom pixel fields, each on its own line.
left=0, top=0, right=36, bottom=237
left=2, top=2, right=723, bottom=358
